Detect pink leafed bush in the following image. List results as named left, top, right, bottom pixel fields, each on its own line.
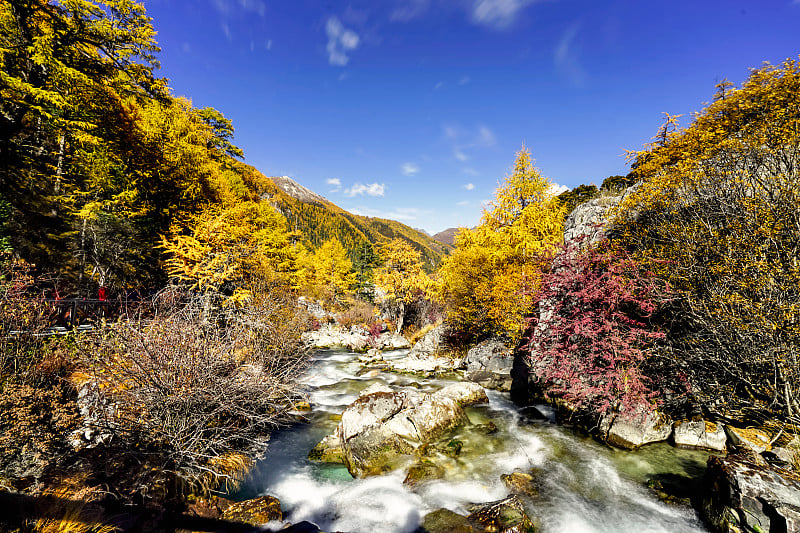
left=526, top=239, right=670, bottom=414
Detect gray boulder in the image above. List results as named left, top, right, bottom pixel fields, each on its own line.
left=464, top=338, right=513, bottom=373
left=433, top=382, right=489, bottom=407
left=389, top=353, right=462, bottom=375
left=342, top=421, right=416, bottom=477
left=703, top=454, right=800, bottom=533
left=601, top=410, right=673, bottom=450
left=319, top=384, right=476, bottom=478
left=673, top=419, right=727, bottom=452
left=339, top=392, right=407, bottom=441
left=465, top=370, right=513, bottom=392
left=408, top=324, right=447, bottom=357
left=382, top=395, right=468, bottom=442
left=378, top=333, right=411, bottom=350
left=464, top=338, right=514, bottom=391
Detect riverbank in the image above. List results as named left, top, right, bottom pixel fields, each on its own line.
left=294, top=329, right=800, bottom=533
left=230, top=347, right=712, bottom=532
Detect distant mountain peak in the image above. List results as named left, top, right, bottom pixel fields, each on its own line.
left=433, top=227, right=460, bottom=246
left=270, top=175, right=327, bottom=205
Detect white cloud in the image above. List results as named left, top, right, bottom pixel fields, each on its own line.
left=221, top=22, right=232, bottom=41
left=457, top=200, right=470, bottom=206
left=266, top=39, right=272, bottom=50
left=350, top=206, right=420, bottom=221
left=478, top=126, right=496, bottom=146
left=326, top=17, right=360, bottom=66
left=237, top=0, right=266, bottom=16
left=554, top=22, right=586, bottom=86
left=402, top=162, right=420, bottom=176
left=471, top=0, right=537, bottom=28
left=464, top=183, right=475, bottom=190
left=326, top=178, right=342, bottom=192
left=549, top=183, right=569, bottom=195
left=434, top=81, right=445, bottom=90
left=458, top=75, right=471, bottom=85
left=445, top=124, right=498, bottom=163
left=210, top=0, right=266, bottom=17
left=346, top=182, right=385, bottom=197
left=462, top=167, right=479, bottom=176
left=391, top=0, right=431, bottom=21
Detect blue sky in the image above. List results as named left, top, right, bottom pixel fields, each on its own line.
left=144, top=0, right=800, bottom=234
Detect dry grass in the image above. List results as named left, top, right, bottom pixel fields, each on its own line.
left=408, top=323, right=434, bottom=346
left=337, top=300, right=377, bottom=329
left=34, top=486, right=118, bottom=533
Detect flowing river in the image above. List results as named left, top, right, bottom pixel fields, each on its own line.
left=237, top=348, right=712, bottom=532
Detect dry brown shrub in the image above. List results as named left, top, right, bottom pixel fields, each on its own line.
left=337, top=299, right=377, bottom=329
left=78, top=287, right=311, bottom=498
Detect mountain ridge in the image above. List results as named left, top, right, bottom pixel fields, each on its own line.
left=250, top=170, right=452, bottom=269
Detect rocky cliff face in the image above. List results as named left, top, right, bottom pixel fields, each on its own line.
left=561, top=184, right=638, bottom=246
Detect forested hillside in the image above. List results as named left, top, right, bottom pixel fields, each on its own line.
left=261, top=174, right=451, bottom=271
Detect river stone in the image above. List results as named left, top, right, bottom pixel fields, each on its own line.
left=464, top=338, right=513, bottom=373
left=466, top=370, right=514, bottom=392
left=221, top=495, right=282, bottom=525
left=379, top=333, right=411, bottom=350
left=359, top=381, right=394, bottom=397
left=601, top=411, right=673, bottom=450
left=433, top=382, right=489, bottom=407
left=673, top=419, right=727, bottom=452
left=404, top=459, right=445, bottom=487
left=396, top=395, right=470, bottom=442
left=725, top=426, right=772, bottom=454
left=276, top=522, right=325, bottom=533
left=390, top=353, right=461, bottom=375
left=340, top=391, right=406, bottom=441
left=467, top=495, right=536, bottom=533
left=702, top=453, right=800, bottom=533
left=308, top=431, right=344, bottom=464
left=419, top=508, right=475, bottom=533
left=341, top=422, right=414, bottom=477
left=501, top=472, right=539, bottom=499
left=408, top=324, right=448, bottom=357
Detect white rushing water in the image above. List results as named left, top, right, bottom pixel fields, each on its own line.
left=238, top=348, right=710, bottom=533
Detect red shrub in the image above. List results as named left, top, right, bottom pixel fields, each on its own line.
left=526, top=240, right=671, bottom=414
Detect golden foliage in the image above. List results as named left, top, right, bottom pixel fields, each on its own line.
left=296, top=238, right=356, bottom=302
left=160, top=201, right=297, bottom=298
left=437, top=147, right=565, bottom=340
left=615, top=58, right=800, bottom=418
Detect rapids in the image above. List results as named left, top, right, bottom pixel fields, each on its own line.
left=237, top=348, right=711, bottom=532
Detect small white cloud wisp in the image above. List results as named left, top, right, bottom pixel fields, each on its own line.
left=345, top=182, right=385, bottom=197
left=471, top=0, right=538, bottom=28
left=402, top=162, right=420, bottom=176
left=326, top=16, right=360, bottom=66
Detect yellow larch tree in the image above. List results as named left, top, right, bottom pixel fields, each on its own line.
left=300, top=238, right=356, bottom=303
left=437, top=147, right=566, bottom=341
left=374, top=238, right=430, bottom=332
left=160, top=201, right=297, bottom=304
